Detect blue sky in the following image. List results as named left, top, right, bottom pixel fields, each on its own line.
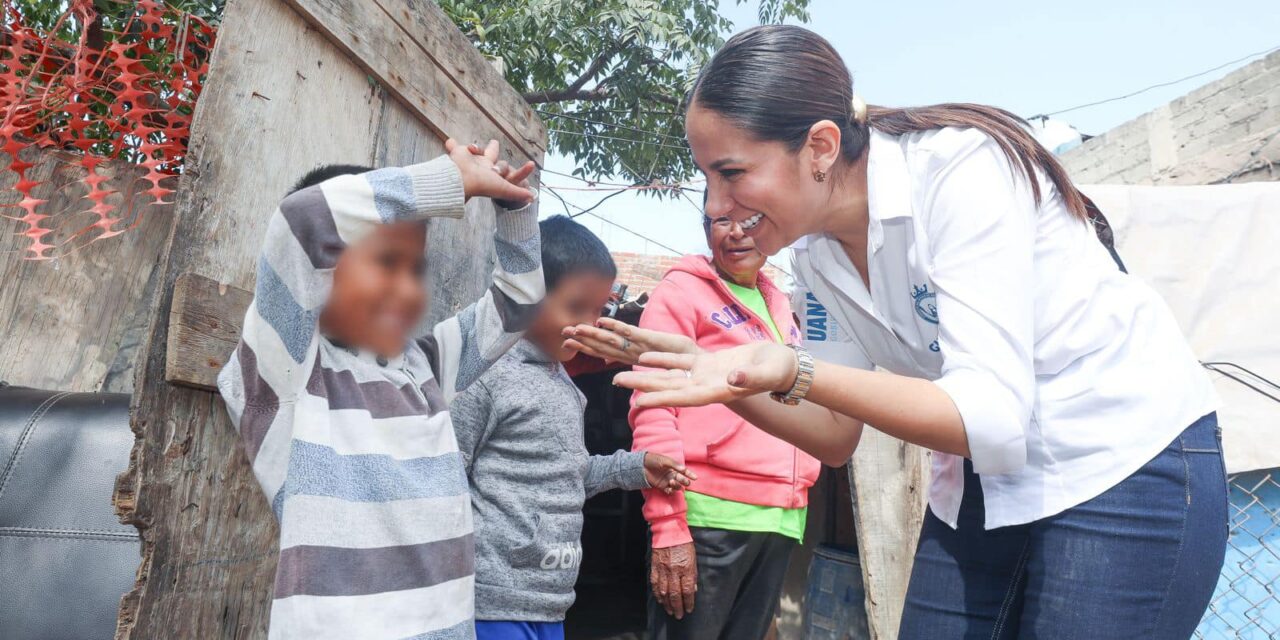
left=540, top=0, right=1280, bottom=269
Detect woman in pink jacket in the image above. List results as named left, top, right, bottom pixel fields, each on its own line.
left=631, top=212, right=822, bottom=640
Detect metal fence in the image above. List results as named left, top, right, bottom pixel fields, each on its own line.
left=1197, top=469, right=1280, bottom=639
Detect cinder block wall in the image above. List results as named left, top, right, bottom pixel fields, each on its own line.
left=1061, top=50, right=1280, bottom=185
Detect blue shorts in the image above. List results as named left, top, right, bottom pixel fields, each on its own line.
left=474, top=620, right=564, bottom=640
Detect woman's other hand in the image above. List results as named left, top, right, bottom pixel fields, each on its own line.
left=651, top=543, right=698, bottom=619
left=562, top=317, right=698, bottom=365
left=615, top=342, right=798, bottom=408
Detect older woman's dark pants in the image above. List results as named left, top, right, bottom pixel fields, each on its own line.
left=648, top=527, right=796, bottom=640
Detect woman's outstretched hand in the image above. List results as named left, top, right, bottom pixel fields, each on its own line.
left=614, top=342, right=799, bottom=408
left=562, top=317, right=698, bottom=365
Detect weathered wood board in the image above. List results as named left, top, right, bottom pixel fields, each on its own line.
left=165, top=273, right=252, bottom=391
left=0, top=150, right=172, bottom=394
left=848, top=428, right=930, bottom=640
left=281, top=0, right=545, bottom=162
left=111, top=0, right=545, bottom=637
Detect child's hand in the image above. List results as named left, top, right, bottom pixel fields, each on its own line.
left=643, top=452, right=696, bottom=494
left=445, top=138, right=536, bottom=208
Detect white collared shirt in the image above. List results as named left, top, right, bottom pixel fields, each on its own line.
left=792, top=127, right=1219, bottom=529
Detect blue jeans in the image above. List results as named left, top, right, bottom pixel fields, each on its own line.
left=474, top=621, right=563, bottom=640
left=900, top=413, right=1227, bottom=639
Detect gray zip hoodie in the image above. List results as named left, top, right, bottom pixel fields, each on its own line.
left=451, top=339, right=649, bottom=622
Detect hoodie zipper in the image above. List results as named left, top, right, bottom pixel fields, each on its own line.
left=708, top=274, right=802, bottom=505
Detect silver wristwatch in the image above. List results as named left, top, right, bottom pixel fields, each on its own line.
left=771, top=345, right=815, bottom=406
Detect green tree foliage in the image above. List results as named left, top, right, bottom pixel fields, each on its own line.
left=13, top=0, right=224, bottom=40
left=440, top=0, right=811, bottom=190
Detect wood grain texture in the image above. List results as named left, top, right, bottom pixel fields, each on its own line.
left=165, top=273, right=251, bottom=391
left=848, top=428, right=930, bottom=640
left=0, top=150, right=172, bottom=394
left=282, top=0, right=546, bottom=163
left=374, top=97, right=503, bottom=330
left=113, top=0, right=545, bottom=637
left=114, top=1, right=390, bottom=636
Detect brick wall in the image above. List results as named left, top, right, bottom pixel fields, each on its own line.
left=1061, top=50, right=1280, bottom=185
left=612, top=251, right=787, bottom=295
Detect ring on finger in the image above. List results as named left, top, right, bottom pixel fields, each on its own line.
left=620, top=337, right=632, bottom=351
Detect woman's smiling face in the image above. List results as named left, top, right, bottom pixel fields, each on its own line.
left=686, top=102, right=826, bottom=256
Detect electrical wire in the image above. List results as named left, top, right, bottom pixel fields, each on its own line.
left=1031, top=44, right=1280, bottom=119
left=1202, top=361, right=1280, bottom=404
left=541, top=183, right=684, bottom=255
left=567, top=188, right=631, bottom=219
left=581, top=210, right=686, bottom=257
left=1211, top=129, right=1280, bottom=185
left=537, top=165, right=639, bottom=188
left=548, top=128, right=691, bottom=152
left=544, top=182, right=702, bottom=193
left=536, top=109, right=688, bottom=142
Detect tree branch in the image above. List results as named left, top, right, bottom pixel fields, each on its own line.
left=651, top=92, right=682, bottom=107
left=523, top=41, right=624, bottom=105
left=523, top=86, right=613, bottom=104
left=564, top=44, right=620, bottom=95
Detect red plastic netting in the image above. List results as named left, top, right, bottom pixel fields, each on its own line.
left=1, top=0, right=215, bottom=259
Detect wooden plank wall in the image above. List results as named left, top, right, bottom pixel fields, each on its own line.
left=111, top=0, right=545, bottom=637
left=0, top=150, right=172, bottom=394
left=849, top=429, right=930, bottom=639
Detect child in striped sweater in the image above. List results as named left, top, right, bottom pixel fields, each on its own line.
left=217, top=139, right=542, bottom=640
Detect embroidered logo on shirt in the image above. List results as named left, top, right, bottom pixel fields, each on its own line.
left=912, top=284, right=938, bottom=324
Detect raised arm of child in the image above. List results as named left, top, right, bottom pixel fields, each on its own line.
left=219, top=155, right=466, bottom=411
left=418, top=152, right=544, bottom=405
left=218, top=138, right=533, bottom=490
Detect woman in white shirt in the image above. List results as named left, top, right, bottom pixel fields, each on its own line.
left=565, top=25, right=1227, bottom=639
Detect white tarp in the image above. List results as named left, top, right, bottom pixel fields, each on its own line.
left=1082, top=183, right=1280, bottom=473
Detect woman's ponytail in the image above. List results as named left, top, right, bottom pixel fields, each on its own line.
left=865, top=104, right=1089, bottom=220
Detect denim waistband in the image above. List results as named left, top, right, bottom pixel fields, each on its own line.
left=1175, top=412, right=1220, bottom=454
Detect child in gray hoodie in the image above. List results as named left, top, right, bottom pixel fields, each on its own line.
left=451, top=215, right=694, bottom=640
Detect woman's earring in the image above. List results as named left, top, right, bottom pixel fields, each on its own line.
left=813, top=169, right=827, bottom=183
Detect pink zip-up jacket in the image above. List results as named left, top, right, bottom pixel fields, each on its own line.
left=630, top=255, right=823, bottom=548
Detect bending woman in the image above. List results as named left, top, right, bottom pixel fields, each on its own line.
left=564, top=25, right=1226, bottom=640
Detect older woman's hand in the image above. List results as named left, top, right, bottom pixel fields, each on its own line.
left=614, top=342, right=798, bottom=408
left=562, top=317, right=698, bottom=365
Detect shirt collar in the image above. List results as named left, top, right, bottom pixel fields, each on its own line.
left=513, top=338, right=557, bottom=365
left=323, top=336, right=406, bottom=369
left=791, top=130, right=913, bottom=252
left=866, top=129, right=914, bottom=222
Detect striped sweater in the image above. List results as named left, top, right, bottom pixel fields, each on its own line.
left=216, top=155, right=543, bottom=640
